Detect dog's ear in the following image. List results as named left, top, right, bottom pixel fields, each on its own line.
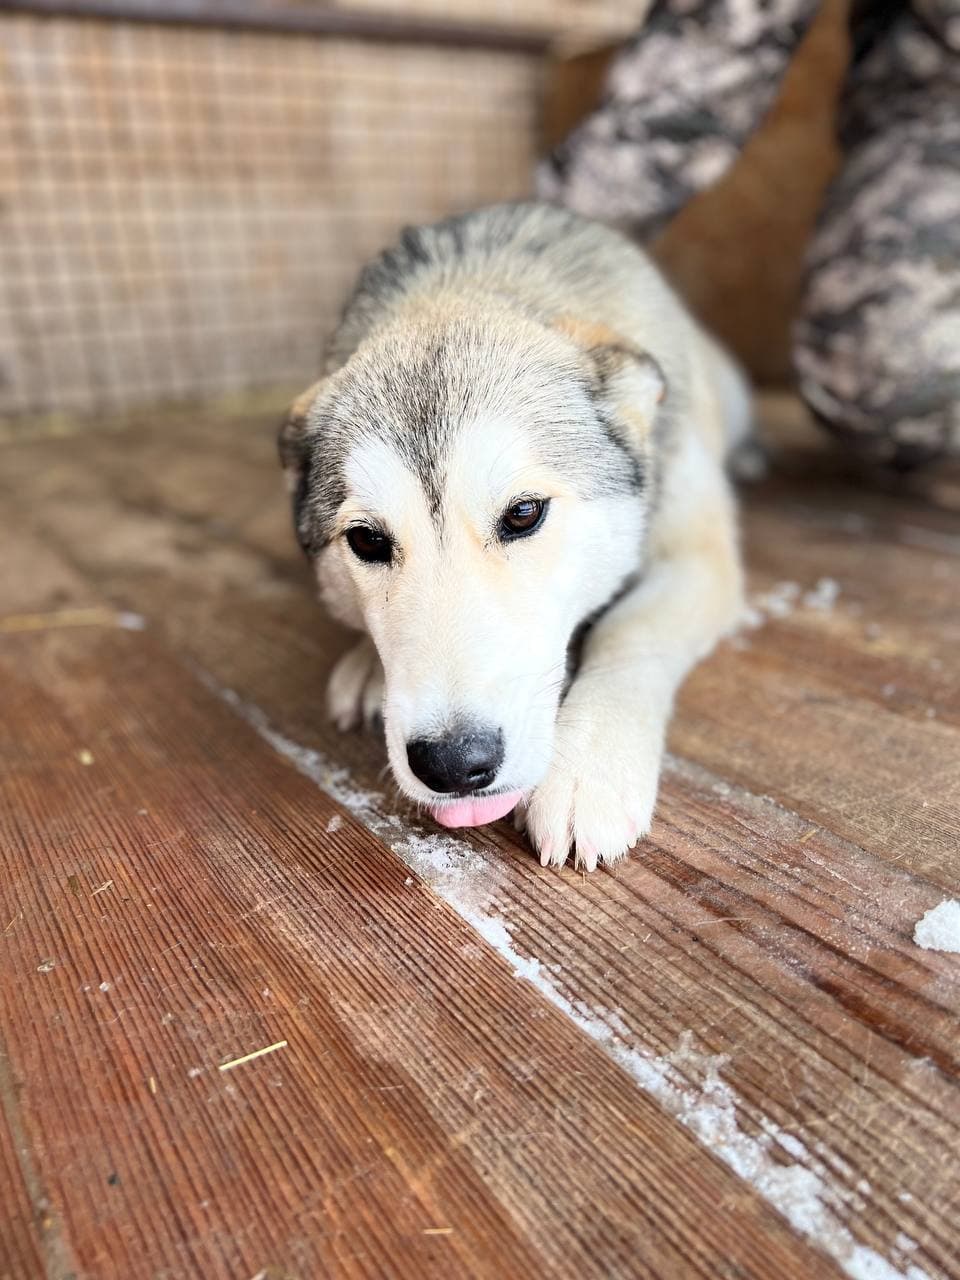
left=278, top=379, right=324, bottom=489
left=588, top=342, right=666, bottom=435
left=277, top=379, right=326, bottom=553
left=554, top=315, right=667, bottom=440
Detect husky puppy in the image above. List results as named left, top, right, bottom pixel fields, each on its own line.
left=279, top=202, right=749, bottom=870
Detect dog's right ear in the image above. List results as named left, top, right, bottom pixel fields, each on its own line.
left=277, top=379, right=326, bottom=554
left=278, top=379, right=325, bottom=491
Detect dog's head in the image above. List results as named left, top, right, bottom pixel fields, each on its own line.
left=279, top=301, right=664, bottom=824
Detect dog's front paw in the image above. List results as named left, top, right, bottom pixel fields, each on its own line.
left=522, top=695, right=665, bottom=872
left=327, top=637, right=384, bottom=732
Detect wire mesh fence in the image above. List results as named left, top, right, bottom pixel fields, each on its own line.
left=0, top=7, right=559, bottom=419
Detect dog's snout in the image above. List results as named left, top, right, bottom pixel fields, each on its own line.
left=406, top=726, right=504, bottom=795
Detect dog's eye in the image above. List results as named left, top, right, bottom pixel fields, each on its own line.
left=345, top=525, right=392, bottom=564
left=499, top=498, right=548, bottom=541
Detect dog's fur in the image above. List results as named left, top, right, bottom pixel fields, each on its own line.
left=279, top=202, right=749, bottom=870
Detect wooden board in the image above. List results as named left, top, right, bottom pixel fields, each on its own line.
left=0, top=626, right=838, bottom=1280
left=1, top=393, right=958, bottom=1279
left=0, top=1057, right=47, bottom=1280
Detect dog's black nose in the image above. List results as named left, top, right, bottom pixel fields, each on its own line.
left=406, top=726, right=504, bottom=794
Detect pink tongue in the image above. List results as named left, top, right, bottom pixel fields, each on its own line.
left=431, top=790, right=523, bottom=829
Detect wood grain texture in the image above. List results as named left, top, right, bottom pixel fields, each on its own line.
left=0, top=627, right=837, bottom=1280
left=88, top=590, right=959, bottom=1275
left=0, top=1048, right=48, bottom=1280
left=0, top=393, right=958, bottom=1279
left=674, top=652, right=958, bottom=882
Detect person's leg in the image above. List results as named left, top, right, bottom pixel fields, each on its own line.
left=537, top=0, right=819, bottom=240
left=794, top=3, right=960, bottom=465
left=913, top=0, right=960, bottom=52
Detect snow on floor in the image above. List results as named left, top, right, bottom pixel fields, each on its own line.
left=913, top=899, right=960, bottom=953
left=741, top=577, right=841, bottom=630
left=201, top=671, right=932, bottom=1280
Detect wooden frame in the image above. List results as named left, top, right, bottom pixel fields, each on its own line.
left=0, top=0, right=553, bottom=51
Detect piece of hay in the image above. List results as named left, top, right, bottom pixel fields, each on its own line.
left=0, top=608, right=144, bottom=633
left=218, top=1040, right=288, bottom=1072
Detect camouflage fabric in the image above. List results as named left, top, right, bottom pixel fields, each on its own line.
left=539, top=0, right=960, bottom=465
left=796, top=5, right=960, bottom=465
left=914, top=0, right=960, bottom=51
left=536, top=0, right=819, bottom=240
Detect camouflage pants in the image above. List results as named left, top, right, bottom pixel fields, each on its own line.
left=538, top=0, right=960, bottom=466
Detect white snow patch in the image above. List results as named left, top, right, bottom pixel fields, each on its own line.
left=466, top=913, right=546, bottom=984
left=913, top=899, right=960, bottom=953
left=803, top=577, right=840, bottom=611
left=749, top=580, right=801, bottom=622
left=203, top=674, right=930, bottom=1280
left=117, top=611, right=146, bottom=630
left=325, top=814, right=343, bottom=834
left=740, top=577, right=843, bottom=634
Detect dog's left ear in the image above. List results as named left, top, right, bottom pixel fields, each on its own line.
left=555, top=316, right=667, bottom=440
left=277, top=378, right=326, bottom=553
left=589, top=342, right=666, bottom=434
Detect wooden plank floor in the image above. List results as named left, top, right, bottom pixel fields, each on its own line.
left=1, top=394, right=958, bottom=1280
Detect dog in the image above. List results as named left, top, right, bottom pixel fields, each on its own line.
left=278, top=202, right=750, bottom=870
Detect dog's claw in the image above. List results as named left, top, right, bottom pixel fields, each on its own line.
left=577, top=841, right=599, bottom=873
left=521, top=679, right=661, bottom=873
